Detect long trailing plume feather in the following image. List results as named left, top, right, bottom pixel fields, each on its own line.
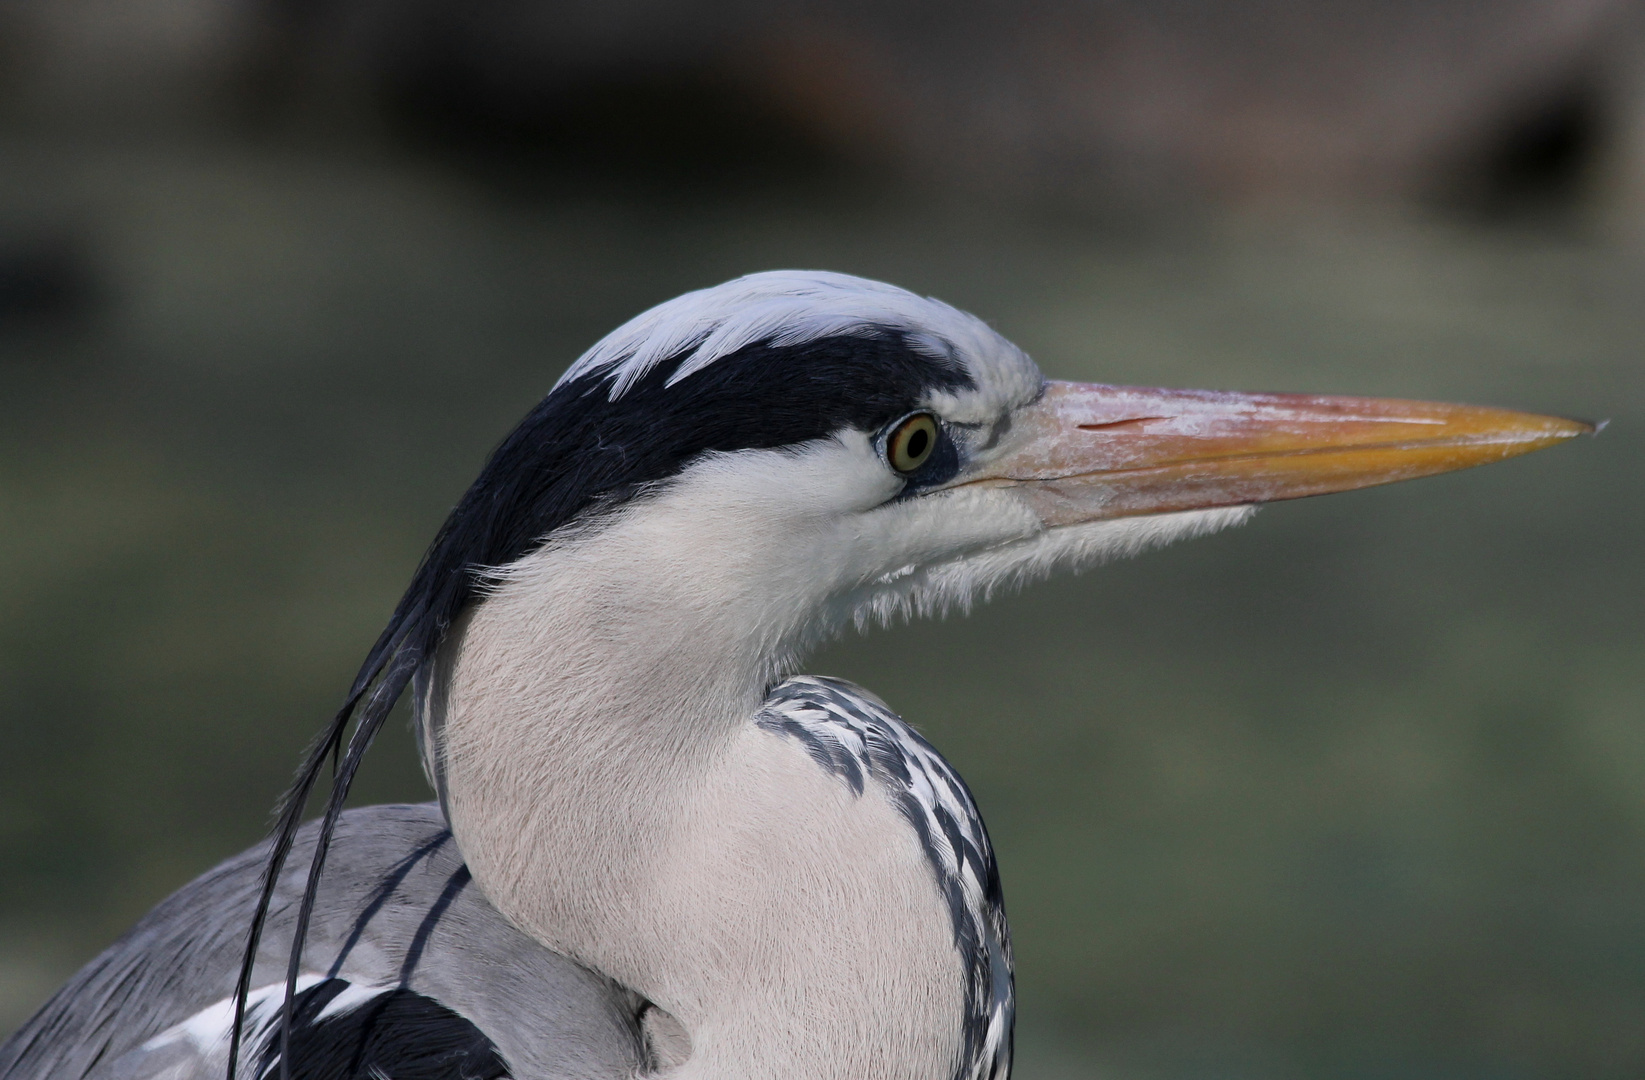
left=276, top=647, right=422, bottom=1080
left=217, top=364, right=617, bottom=1078
left=223, top=700, right=352, bottom=1080
left=224, top=602, right=431, bottom=1080
left=220, top=380, right=576, bottom=1079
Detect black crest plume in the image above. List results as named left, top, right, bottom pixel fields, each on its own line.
left=224, top=329, right=971, bottom=1079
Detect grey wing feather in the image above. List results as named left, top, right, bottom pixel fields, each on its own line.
left=0, top=804, right=645, bottom=1080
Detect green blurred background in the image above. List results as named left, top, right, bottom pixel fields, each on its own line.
left=1, top=2, right=1643, bottom=1076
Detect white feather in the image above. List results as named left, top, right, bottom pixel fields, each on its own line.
left=558, top=270, right=1040, bottom=419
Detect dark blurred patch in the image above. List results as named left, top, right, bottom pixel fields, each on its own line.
left=202, top=0, right=1645, bottom=218
left=0, top=231, right=100, bottom=332
left=242, top=0, right=859, bottom=198
left=1439, top=74, right=1610, bottom=220
left=382, top=59, right=856, bottom=196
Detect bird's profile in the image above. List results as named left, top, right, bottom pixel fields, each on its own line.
left=0, top=271, right=1590, bottom=1080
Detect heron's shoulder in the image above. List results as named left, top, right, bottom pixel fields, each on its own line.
left=755, top=675, right=991, bottom=862
left=758, top=676, right=948, bottom=792
left=758, top=675, right=1014, bottom=1080
left=0, top=804, right=641, bottom=1080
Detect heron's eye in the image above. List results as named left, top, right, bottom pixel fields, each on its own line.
left=887, top=413, right=939, bottom=474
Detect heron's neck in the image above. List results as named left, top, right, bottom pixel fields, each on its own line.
left=429, top=480, right=965, bottom=1080
left=444, top=548, right=774, bottom=788
left=434, top=508, right=791, bottom=924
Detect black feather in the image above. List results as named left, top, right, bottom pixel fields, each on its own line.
left=256, top=980, right=509, bottom=1080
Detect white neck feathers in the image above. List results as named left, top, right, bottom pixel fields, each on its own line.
left=430, top=445, right=970, bottom=1079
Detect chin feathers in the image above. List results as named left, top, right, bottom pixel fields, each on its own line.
left=836, top=505, right=1257, bottom=634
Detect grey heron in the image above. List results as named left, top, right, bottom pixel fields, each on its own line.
left=0, top=271, right=1590, bottom=1080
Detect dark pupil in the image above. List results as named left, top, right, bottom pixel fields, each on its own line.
left=905, top=427, right=930, bottom=459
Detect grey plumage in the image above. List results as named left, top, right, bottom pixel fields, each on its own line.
left=0, top=804, right=645, bottom=1080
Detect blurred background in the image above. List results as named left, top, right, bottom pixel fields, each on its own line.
left=1, top=0, right=1642, bottom=1076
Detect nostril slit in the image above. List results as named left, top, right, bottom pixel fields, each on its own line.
left=1078, top=416, right=1169, bottom=432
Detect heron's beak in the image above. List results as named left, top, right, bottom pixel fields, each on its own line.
left=964, top=381, right=1594, bottom=526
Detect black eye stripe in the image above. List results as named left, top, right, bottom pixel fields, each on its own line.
left=405, top=332, right=973, bottom=649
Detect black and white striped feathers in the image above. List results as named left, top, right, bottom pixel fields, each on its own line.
left=757, top=677, right=1013, bottom=1080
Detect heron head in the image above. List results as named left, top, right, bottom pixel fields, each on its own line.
left=411, top=269, right=1588, bottom=663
